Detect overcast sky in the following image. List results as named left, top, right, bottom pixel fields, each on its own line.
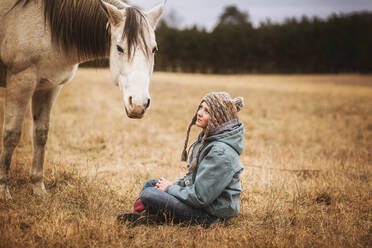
left=132, top=0, right=372, bottom=30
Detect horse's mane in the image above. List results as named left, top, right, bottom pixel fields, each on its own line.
left=12, top=0, right=150, bottom=61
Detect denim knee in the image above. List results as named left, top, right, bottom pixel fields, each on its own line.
left=143, top=179, right=158, bottom=188
left=140, top=179, right=158, bottom=193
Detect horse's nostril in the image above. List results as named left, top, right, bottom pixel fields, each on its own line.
left=146, top=98, right=151, bottom=109
left=129, top=96, right=133, bottom=108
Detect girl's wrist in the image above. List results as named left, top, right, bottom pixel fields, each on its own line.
left=165, top=184, right=172, bottom=193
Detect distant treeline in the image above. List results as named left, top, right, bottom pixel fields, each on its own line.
left=82, top=6, right=372, bottom=74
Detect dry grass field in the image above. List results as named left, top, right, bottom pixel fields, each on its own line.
left=0, top=69, right=371, bottom=247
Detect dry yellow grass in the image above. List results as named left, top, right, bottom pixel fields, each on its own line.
left=0, top=69, right=371, bottom=247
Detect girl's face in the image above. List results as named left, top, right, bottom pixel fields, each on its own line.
left=196, top=101, right=210, bottom=129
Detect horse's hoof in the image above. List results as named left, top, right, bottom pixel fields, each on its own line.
left=0, top=184, right=12, bottom=201
left=32, top=182, right=48, bottom=196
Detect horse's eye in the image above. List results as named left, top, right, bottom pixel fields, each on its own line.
left=152, top=46, right=158, bottom=54
left=117, top=45, right=124, bottom=53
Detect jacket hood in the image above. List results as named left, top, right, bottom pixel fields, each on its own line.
left=202, top=123, right=245, bottom=155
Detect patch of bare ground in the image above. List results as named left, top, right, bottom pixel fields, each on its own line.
left=0, top=70, right=371, bottom=247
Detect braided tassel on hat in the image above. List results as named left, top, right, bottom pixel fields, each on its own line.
left=181, top=113, right=197, bottom=162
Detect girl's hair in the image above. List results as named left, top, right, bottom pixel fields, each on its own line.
left=181, top=92, right=244, bottom=171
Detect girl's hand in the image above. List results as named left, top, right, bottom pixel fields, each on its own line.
left=155, top=177, right=172, bottom=192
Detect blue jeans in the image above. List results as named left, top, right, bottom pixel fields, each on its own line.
left=139, top=179, right=219, bottom=228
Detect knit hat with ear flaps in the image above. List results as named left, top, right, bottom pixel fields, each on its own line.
left=181, top=92, right=244, bottom=171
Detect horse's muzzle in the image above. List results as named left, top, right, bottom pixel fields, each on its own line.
left=125, top=106, right=146, bottom=119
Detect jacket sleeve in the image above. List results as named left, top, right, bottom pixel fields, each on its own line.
left=166, top=145, right=234, bottom=208
left=173, top=172, right=192, bottom=187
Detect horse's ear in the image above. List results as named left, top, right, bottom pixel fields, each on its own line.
left=99, top=0, right=124, bottom=26
left=145, top=0, right=166, bottom=29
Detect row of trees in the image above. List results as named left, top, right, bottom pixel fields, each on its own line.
left=83, top=6, right=372, bottom=74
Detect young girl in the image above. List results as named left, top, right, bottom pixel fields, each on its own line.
left=118, top=92, right=244, bottom=227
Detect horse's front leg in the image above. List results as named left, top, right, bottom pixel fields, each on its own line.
left=0, top=69, right=36, bottom=200
left=31, top=86, right=61, bottom=195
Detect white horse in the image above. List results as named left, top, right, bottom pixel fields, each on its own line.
left=0, top=0, right=165, bottom=199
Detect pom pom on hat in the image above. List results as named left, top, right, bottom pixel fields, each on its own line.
left=233, top=97, right=244, bottom=112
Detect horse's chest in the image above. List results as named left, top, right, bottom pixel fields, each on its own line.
left=37, top=65, right=78, bottom=90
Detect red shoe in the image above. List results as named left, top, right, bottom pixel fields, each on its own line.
left=133, top=198, right=145, bottom=213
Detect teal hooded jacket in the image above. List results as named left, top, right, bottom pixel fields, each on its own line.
left=167, top=123, right=244, bottom=218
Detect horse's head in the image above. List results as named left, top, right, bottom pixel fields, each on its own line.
left=100, top=0, right=165, bottom=119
